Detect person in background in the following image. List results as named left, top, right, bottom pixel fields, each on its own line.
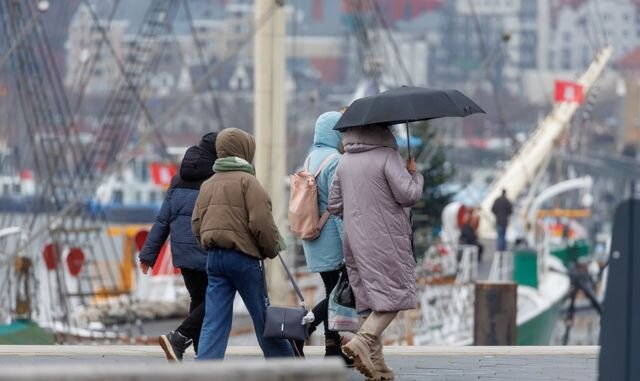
left=328, top=125, right=424, bottom=381
left=491, top=189, right=513, bottom=252
left=192, top=128, right=293, bottom=360
left=139, top=132, right=217, bottom=361
left=298, top=111, right=352, bottom=364
left=459, top=209, right=484, bottom=262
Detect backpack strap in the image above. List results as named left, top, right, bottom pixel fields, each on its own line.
left=313, top=153, right=339, bottom=178
left=316, top=210, right=331, bottom=231
left=303, top=156, right=311, bottom=173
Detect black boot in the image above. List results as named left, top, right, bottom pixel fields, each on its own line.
left=325, top=337, right=354, bottom=367
left=159, top=331, right=192, bottom=362
left=292, top=324, right=317, bottom=358
left=292, top=339, right=305, bottom=357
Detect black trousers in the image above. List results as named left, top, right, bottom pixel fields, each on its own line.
left=176, top=268, right=208, bottom=353
left=311, top=269, right=341, bottom=341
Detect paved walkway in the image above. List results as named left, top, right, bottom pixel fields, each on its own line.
left=0, top=345, right=598, bottom=380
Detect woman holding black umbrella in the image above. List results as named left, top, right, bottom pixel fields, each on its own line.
left=328, top=124, right=424, bottom=381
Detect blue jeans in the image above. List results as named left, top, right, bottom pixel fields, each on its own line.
left=197, top=248, right=294, bottom=360
left=497, top=224, right=507, bottom=252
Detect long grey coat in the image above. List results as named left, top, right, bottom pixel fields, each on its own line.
left=328, top=126, right=424, bottom=312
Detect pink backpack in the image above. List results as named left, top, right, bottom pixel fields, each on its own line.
left=289, top=153, right=338, bottom=240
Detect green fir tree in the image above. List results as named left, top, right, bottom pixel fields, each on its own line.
left=401, top=121, right=455, bottom=257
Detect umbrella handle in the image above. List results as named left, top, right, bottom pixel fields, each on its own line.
left=405, top=122, right=411, bottom=158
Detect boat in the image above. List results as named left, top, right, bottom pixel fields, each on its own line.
left=400, top=47, right=613, bottom=346
left=0, top=319, right=55, bottom=345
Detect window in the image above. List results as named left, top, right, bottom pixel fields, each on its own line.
left=562, top=48, right=571, bottom=70
left=563, top=32, right=571, bottom=43
left=149, top=191, right=157, bottom=204
left=113, top=190, right=124, bottom=204
left=12, top=184, right=20, bottom=194
left=3, top=184, right=8, bottom=195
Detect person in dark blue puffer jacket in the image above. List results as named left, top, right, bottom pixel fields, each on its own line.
left=139, top=132, right=217, bottom=362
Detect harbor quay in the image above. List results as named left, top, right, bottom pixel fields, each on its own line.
left=0, top=345, right=598, bottom=381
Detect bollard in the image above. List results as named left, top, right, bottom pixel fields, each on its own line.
left=0, top=359, right=346, bottom=381
left=474, top=281, right=517, bottom=345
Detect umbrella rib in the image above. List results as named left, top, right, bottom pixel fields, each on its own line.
left=443, top=90, right=463, bottom=115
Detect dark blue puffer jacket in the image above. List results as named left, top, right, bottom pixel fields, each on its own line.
left=139, top=133, right=217, bottom=271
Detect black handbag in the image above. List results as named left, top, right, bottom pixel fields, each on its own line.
left=262, top=254, right=310, bottom=342
left=332, top=265, right=356, bottom=308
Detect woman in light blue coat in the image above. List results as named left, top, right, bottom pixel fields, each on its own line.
left=299, top=111, right=350, bottom=363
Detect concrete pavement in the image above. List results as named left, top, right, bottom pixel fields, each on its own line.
left=0, top=345, right=599, bottom=380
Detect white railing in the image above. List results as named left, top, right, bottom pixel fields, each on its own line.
left=456, top=245, right=479, bottom=284
left=488, top=251, right=514, bottom=282
left=411, top=244, right=479, bottom=346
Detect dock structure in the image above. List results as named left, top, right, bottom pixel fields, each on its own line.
left=0, top=345, right=598, bottom=380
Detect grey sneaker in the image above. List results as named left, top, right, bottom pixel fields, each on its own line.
left=159, top=331, right=192, bottom=362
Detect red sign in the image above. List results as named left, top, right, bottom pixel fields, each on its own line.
left=43, top=243, right=61, bottom=271
left=20, top=169, right=33, bottom=180
left=66, top=248, right=85, bottom=276
left=554, top=80, right=584, bottom=104
left=150, top=163, right=177, bottom=186
left=134, top=230, right=149, bottom=252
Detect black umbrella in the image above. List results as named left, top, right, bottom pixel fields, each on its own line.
left=334, top=86, right=485, bottom=155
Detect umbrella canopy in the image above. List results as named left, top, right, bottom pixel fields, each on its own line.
left=334, top=86, right=485, bottom=131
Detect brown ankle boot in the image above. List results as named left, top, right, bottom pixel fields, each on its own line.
left=342, top=334, right=378, bottom=380
left=371, top=337, right=394, bottom=380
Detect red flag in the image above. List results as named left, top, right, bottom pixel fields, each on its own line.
left=150, top=163, right=176, bottom=186
left=554, top=80, right=584, bottom=104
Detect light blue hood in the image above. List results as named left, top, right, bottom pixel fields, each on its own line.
left=302, top=111, right=344, bottom=273
left=313, top=111, right=342, bottom=149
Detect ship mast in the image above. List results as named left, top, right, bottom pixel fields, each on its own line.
left=478, top=46, right=614, bottom=239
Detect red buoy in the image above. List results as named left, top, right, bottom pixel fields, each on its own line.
left=134, top=230, right=149, bottom=252
left=66, top=247, right=85, bottom=276
left=43, top=243, right=61, bottom=271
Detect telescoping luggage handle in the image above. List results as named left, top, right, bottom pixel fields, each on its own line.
left=262, top=254, right=306, bottom=309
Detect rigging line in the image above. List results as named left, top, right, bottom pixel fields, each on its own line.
left=3, top=1, right=75, bottom=329
left=579, top=6, right=598, bottom=55
left=16, top=1, right=282, bottom=251
left=72, top=0, right=122, bottom=116
left=182, top=0, right=225, bottom=131
left=347, top=0, right=380, bottom=88
left=80, top=0, right=171, bottom=164
left=9, top=0, right=117, bottom=300
left=0, top=9, right=42, bottom=71
left=372, top=0, right=413, bottom=85
left=105, top=0, right=183, bottom=161
left=35, top=13, right=91, bottom=177
left=39, top=33, right=130, bottom=308
left=590, top=0, right=608, bottom=47
left=9, top=19, right=68, bottom=209
left=466, top=0, right=513, bottom=148
left=466, top=0, right=487, bottom=57
left=88, top=1, right=175, bottom=166
left=164, top=4, right=209, bottom=130
left=151, top=1, right=279, bottom=129
left=581, top=3, right=602, bottom=49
